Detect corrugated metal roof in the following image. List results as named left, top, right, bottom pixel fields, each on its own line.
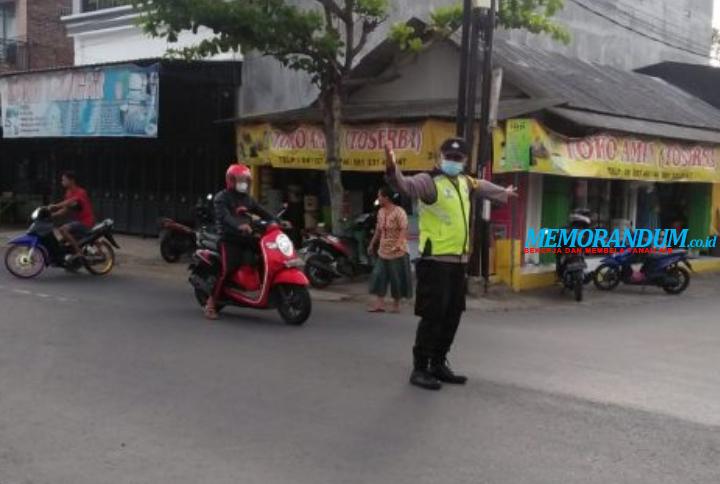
left=549, top=108, right=720, bottom=144
left=492, top=38, right=720, bottom=133
left=231, top=97, right=561, bottom=124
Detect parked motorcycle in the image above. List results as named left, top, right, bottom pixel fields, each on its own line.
left=557, top=252, right=589, bottom=302
left=4, top=207, right=119, bottom=278
left=159, top=194, right=214, bottom=263
left=593, top=250, right=692, bottom=295
left=300, top=211, right=376, bottom=289
left=188, top=216, right=311, bottom=326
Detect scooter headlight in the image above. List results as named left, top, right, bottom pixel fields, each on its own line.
left=276, top=233, right=294, bottom=257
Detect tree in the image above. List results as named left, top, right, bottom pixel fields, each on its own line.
left=713, top=28, right=719, bottom=62
left=133, top=0, right=568, bottom=232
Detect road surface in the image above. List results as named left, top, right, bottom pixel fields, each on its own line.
left=1, top=263, right=719, bottom=484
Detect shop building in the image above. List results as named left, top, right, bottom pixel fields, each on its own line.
left=231, top=24, right=562, bottom=258
left=490, top=39, right=720, bottom=288
left=232, top=22, right=720, bottom=288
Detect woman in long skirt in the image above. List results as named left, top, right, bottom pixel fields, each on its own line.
left=367, top=186, right=413, bottom=313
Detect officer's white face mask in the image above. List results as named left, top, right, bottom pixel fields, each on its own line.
left=236, top=181, right=249, bottom=193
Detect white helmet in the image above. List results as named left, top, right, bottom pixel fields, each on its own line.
left=569, top=209, right=592, bottom=226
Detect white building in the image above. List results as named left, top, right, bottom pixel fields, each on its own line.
left=61, top=0, right=240, bottom=66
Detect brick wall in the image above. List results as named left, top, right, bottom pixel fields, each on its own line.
left=26, top=0, right=74, bottom=70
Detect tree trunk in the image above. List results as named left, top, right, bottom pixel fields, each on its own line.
left=322, top=87, right=345, bottom=235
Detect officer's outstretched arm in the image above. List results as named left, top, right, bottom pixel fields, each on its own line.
left=470, top=177, right=517, bottom=204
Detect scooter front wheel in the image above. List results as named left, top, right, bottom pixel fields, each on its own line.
left=593, top=264, right=621, bottom=291
left=160, top=233, right=183, bottom=263
left=83, top=241, right=116, bottom=276
left=4, top=245, right=45, bottom=279
left=276, top=284, right=312, bottom=326
left=573, top=273, right=584, bottom=302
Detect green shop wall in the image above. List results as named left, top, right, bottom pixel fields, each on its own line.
left=687, top=184, right=712, bottom=244
left=540, top=176, right=572, bottom=264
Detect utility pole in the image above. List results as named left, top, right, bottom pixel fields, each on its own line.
left=459, top=0, right=497, bottom=283
left=455, top=0, right=473, bottom=137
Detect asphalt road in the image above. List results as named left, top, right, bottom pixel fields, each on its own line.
left=1, top=262, right=719, bottom=484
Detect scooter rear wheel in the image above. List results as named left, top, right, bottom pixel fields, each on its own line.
left=276, top=284, right=312, bottom=326
left=83, top=241, right=116, bottom=276
left=305, top=254, right=334, bottom=289
left=662, top=266, right=690, bottom=295
left=4, top=245, right=45, bottom=279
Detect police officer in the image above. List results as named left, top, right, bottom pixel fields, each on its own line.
left=385, top=138, right=517, bottom=390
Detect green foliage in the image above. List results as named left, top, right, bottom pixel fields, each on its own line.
left=713, top=28, right=719, bottom=61
left=389, top=23, right=424, bottom=53
left=399, top=0, right=570, bottom=49
left=133, top=0, right=390, bottom=87
left=498, top=0, right=568, bottom=42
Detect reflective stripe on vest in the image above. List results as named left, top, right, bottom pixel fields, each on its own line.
left=418, top=175, right=471, bottom=256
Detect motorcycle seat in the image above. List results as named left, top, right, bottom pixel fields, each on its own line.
left=90, top=219, right=114, bottom=233
left=198, top=231, right=220, bottom=251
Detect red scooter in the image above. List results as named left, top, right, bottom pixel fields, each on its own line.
left=188, top=217, right=312, bottom=325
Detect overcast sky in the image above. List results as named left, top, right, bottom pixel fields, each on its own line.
left=715, top=0, right=720, bottom=27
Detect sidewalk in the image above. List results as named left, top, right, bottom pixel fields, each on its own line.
left=2, top=228, right=718, bottom=311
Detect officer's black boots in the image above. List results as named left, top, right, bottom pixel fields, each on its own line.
left=430, top=358, right=468, bottom=385
left=410, top=356, right=442, bottom=391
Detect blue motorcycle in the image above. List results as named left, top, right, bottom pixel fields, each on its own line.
left=593, top=250, right=692, bottom=295
left=4, top=207, right=119, bottom=279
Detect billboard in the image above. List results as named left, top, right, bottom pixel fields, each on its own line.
left=0, top=63, right=160, bottom=138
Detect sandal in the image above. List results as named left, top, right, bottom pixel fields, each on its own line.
left=204, top=304, right=219, bottom=321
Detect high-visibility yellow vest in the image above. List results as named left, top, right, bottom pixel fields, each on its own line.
left=419, top=175, right=471, bottom=256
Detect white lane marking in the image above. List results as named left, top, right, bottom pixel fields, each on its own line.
left=1, top=285, right=76, bottom=304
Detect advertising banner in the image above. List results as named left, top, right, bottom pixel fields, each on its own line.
left=495, top=119, right=720, bottom=183
left=0, top=64, right=160, bottom=138
left=237, top=120, right=457, bottom=172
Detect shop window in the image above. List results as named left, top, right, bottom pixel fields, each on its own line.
left=82, top=0, right=132, bottom=12
left=571, top=179, right=636, bottom=232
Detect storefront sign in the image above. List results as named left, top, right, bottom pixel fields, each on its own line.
left=495, top=120, right=720, bottom=182
left=0, top=64, right=160, bottom=138
left=504, top=119, right=532, bottom=170
left=237, top=120, right=456, bottom=172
